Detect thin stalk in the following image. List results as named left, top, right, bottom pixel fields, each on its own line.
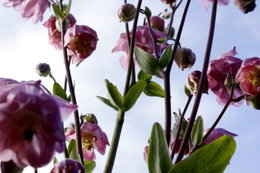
left=175, top=0, right=218, bottom=163
left=171, top=95, right=193, bottom=160
left=203, top=85, right=235, bottom=142
left=164, top=0, right=192, bottom=145
left=103, top=111, right=125, bottom=173
left=59, top=0, right=83, bottom=163
left=146, top=17, right=160, bottom=59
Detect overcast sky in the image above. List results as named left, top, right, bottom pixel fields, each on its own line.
left=0, top=0, right=260, bottom=172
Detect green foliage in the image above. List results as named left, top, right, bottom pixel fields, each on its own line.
left=67, top=139, right=77, bottom=156
left=169, top=136, right=236, bottom=173
left=191, top=116, right=204, bottom=146
left=138, top=70, right=152, bottom=82
left=184, top=85, right=192, bottom=97
left=159, top=45, right=173, bottom=69
left=96, top=96, right=118, bottom=111
left=64, top=0, right=72, bottom=17
left=144, top=81, right=165, bottom=97
left=105, top=79, right=124, bottom=109
left=172, top=112, right=188, bottom=139
left=84, top=160, right=96, bottom=173
left=148, top=123, right=172, bottom=173
left=52, top=4, right=65, bottom=20
left=53, top=82, right=68, bottom=100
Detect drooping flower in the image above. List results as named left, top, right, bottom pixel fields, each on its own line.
left=43, top=14, right=76, bottom=50
left=199, top=0, right=229, bottom=9
left=0, top=79, right=77, bottom=168
left=235, top=0, right=256, bottom=14
left=1, top=0, right=50, bottom=23
left=118, top=3, right=136, bottom=23
left=148, top=16, right=165, bottom=32
left=207, top=47, right=244, bottom=105
left=186, top=70, right=209, bottom=95
left=65, top=122, right=109, bottom=161
left=174, top=47, right=196, bottom=70
left=36, top=63, right=51, bottom=77
left=50, top=159, right=85, bottom=173
left=112, top=26, right=166, bottom=69
left=203, top=128, right=237, bottom=144
left=160, top=0, right=177, bottom=4
left=64, top=25, right=98, bottom=66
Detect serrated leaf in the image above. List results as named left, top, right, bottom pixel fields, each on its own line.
left=53, top=82, right=68, bottom=100
left=168, top=135, right=236, bottom=173
left=84, top=160, right=96, bottom=173
left=148, top=123, right=172, bottom=173
left=123, top=80, right=146, bottom=111
left=67, top=139, right=76, bottom=156
left=134, top=47, right=161, bottom=75
left=52, top=4, right=65, bottom=20
left=191, top=116, right=204, bottom=146
left=138, top=70, right=152, bottom=82
left=105, top=79, right=124, bottom=109
left=144, top=81, right=165, bottom=97
left=69, top=150, right=81, bottom=162
left=96, top=96, right=118, bottom=111
left=159, top=45, right=173, bottom=69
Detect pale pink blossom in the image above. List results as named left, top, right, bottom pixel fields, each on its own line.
left=1, top=0, right=50, bottom=23
left=207, top=47, right=244, bottom=105
left=199, top=0, right=229, bottom=9
left=204, top=128, right=237, bottom=144
left=51, top=159, right=85, bottom=173
left=0, top=79, right=77, bottom=168
left=65, top=25, right=98, bottom=66
left=65, top=122, right=109, bottom=161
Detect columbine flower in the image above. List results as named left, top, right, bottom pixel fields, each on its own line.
left=64, top=25, right=98, bottom=66
left=148, top=16, right=165, bottom=32
left=112, top=26, right=166, bottom=69
left=186, top=70, right=209, bottom=95
left=43, top=14, right=76, bottom=50
left=66, top=122, right=109, bottom=161
left=199, top=0, right=229, bottom=9
left=203, top=128, right=237, bottom=144
left=1, top=0, right=50, bottom=23
left=0, top=79, right=77, bottom=168
left=207, top=47, right=244, bottom=105
left=50, top=159, right=85, bottom=173
left=160, top=0, right=177, bottom=4
left=235, top=0, right=256, bottom=13
left=174, top=47, right=196, bottom=70
left=118, top=3, right=136, bottom=23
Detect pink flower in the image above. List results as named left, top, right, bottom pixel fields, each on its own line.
left=65, top=122, right=109, bottom=161
left=51, top=159, right=85, bottom=173
left=112, top=26, right=166, bottom=69
left=147, top=16, right=165, bottom=32
left=1, top=0, right=50, bottom=23
left=0, top=79, right=77, bottom=168
left=199, top=0, right=229, bottom=9
left=64, top=25, right=98, bottom=66
left=160, top=0, right=176, bottom=4
left=203, top=128, right=237, bottom=144
left=207, top=47, right=244, bottom=105
left=43, top=14, right=76, bottom=50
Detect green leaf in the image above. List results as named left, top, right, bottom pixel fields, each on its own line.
left=123, top=80, right=146, bottom=111
left=52, top=4, right=65, bottom=20
left=67, top=139, right=76, bottom=156
left=69, top=150, right=81, bottom=162
left=84, top=160, right=96, bottom=173
left=64, top=0, right=72, bottom=17
left=53, top=82, right=68, bottom=100
left=172, top=113, right=188, bottom=139
left=159, top=45, right=173, bottom=69
left=138, top=70, right=152, bottom=82
left=148, top=123, right=172, bottom=173
left=184, top=85, right=192, bottom=97
left=169, top=135, right=236, bottom=173
left=134, top=47, right=161, bottom=75
left=105, top=79, right=124, bottom=109
left=144, top=81, right=165, bottom=97
left=96, top=96, right=118, bottom=111
left=53, top=157, right=58, bottom=164
left=191, top=116, right=204, bottom=146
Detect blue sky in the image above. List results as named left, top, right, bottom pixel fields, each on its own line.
left=0, top=0, right=260, bottom=172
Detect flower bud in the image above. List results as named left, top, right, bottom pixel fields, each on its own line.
left=175, top=47, right=196, bottom=70
left=51, top=159, right=85, bottom=173
left=36, top=63, right=51, bottom=77
left=118, top=3, right=136, bottom=23
left=149, top=16, right=165, bottom=32
left=235, top=0, right=256, bottom=14
left=248, top=95, right=260, bottom=110
left=160, top=0, right=176, bottom=4
left=186, top=70, right=208, bottom=95
left=81, top=113, right=98, bottom=124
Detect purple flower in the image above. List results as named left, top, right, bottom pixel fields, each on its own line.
left=160, top=0, right=176, bottom=4
left=0, top=78, right=77, bottom=168
left=186, top=70, right=209, bottom=95
left=147, top=16, right=165, bottom=32
left=1, top=0, right=50, bottom=23
left=199, top=0, right=229, bottom=9
left=66, top=122, right=109, bottom=161
left=50, top=159, right=85, bottom=173
left=204, top=128, right=237, bottom=144
left=235, top=0, right=256, bottom=13
left=207, top=47, right=244, bottom=105
left=65, top=25, right=98, bottom=66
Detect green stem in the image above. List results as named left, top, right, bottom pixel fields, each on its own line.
left=103, top=111, right=125, bottom=173
left=175, top=0, right=218, bottom=163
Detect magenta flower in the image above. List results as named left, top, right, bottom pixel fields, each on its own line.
left=50, top=159, right=85, bottom=173
left=66, top=122, right=109, bottom=161
left=236, top=57, right=260, bottom=96
left=43, top=14, right=76, bottom=50
left=204, top=128, right=237, bottom=144
left=112, top=26, right=166, bottom=69
left=199, top=0, right=229, bottom=9
left=148, top=16, right=165, bottom=32
left=1, top=0, right=50, bottom=23
left=64, top=25, right=98, bottom=66
left=207, top=47, right=244, bottom=105
left=235, top=0, right=256, bottom=13
left=0, top=79, right=77, bottom=168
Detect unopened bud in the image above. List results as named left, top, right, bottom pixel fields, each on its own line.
left=160, top=0, right=177, bottom=4
left=186, top=70, right=208, bottom=95
left=175, top=47, right=196, bottom=70
left=36, top=63, right=51, bottom=77
left=148, top=16, right=165, bottom=32
left=118, top=3, right=136, bottom=23
left=248, top=95, right=260, bottom=110
left=235, top=0, right=256, bottom=14
left=82, top=113, right=98, bottom=124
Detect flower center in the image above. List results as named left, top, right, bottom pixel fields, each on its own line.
left=71, top=36, right=89, bottom=55
left=248, top=67, right=260, bottom=86
left=82, top=132, right=96, bottom=150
